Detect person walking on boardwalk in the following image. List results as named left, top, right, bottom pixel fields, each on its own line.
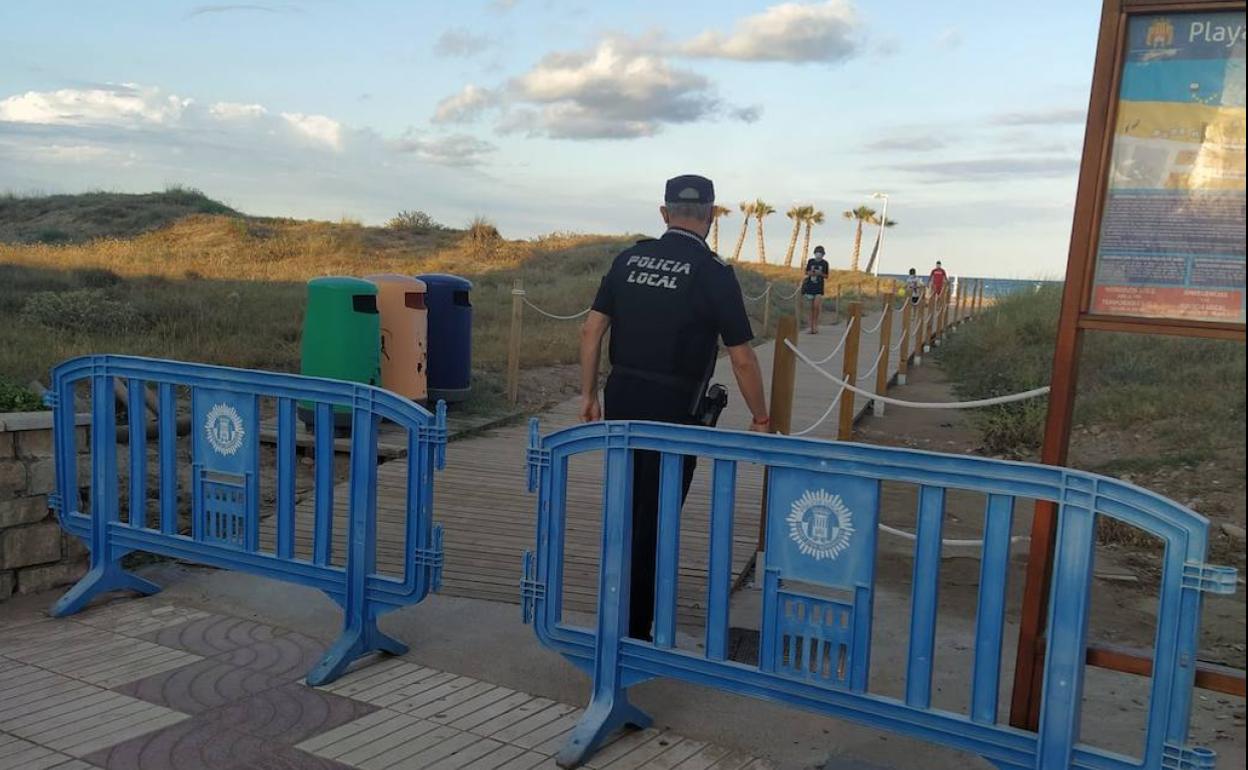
left=578, top=173, right=770, bottom=641
left=905, top=267, right=924, bottom=305
left=802, top=245, right=831, bottom=334
left=929, top=260, right=948, bottom=297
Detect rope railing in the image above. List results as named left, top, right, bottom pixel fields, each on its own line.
left=857, top=346, right=886, bottom=383
left=862, top=312, right=887, bottom=334
left=513, top=289, right=592, bottom=320
left=774, top=284, right=802, bottom=300
left=878, top=522, right=1030, bottom=548
left=742, top=284, right=772, bottom=302
left=809, top=318, right=856, bottom=365
left=789, top=386, right=845, bottom=437
left=784, top=339, right=1050, bottom=409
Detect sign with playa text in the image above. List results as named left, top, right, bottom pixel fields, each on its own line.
left=1089, top=11, right=1246, bottom=324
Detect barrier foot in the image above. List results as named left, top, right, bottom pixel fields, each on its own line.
left=50, top=562, right=161, bottom=617
left=306, top=619, right=408, bottom=687
left=557, top=694, right=652, bottom=768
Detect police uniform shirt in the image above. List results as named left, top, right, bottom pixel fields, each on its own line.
left=592, top=227, right=753, bottom=421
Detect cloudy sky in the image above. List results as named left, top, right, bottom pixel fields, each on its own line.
left=0, top=1, right=1101, bottom=277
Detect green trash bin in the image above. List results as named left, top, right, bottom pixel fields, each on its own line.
left=299, top=276, right=381, bottom=427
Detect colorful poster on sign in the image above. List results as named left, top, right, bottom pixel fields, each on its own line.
left=1090, top=12, right=1246, bottom=324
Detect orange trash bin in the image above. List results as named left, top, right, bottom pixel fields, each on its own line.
left=365, top=274, right=428, bottom=403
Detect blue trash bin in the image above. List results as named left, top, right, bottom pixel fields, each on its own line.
left=415, top=273, right=472, bottom=403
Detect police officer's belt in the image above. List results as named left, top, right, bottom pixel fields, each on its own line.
left=610, top=366, right=701, bottom=390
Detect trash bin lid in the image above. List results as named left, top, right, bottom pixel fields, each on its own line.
left=308, top=276, right=377, bottom=294
left=365, top=273, right=427, bottom=291
left=414, top=273, right=473, bottom=291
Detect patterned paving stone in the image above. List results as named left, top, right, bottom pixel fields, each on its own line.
left=0, top=731, right=99, bottom=770
left=83, top=719, right=272, bottom=770
left=217, top=632, right=326, bottom=680
left=227, top=745, right=356, bottom=770
left=0, top=661, right=187, bottom=758
left=114, top=658, right=284, bottom=715
left=200, top=681, right=376, bottom=745
left=0, top=622, right=201, bottom=688
left=141, top=614, right=281, bottom=658
left=74, top=601, right=211, bottom=638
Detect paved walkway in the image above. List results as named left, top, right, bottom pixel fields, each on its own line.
left=0, top=595, right=772, bottom=770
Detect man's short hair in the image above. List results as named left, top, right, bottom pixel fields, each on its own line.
left=665, top=201, right=713, bottom=221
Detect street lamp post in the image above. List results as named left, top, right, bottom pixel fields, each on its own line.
left=871, top=192, right=889, bottom=277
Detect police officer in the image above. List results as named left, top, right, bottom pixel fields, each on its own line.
left=578, top=174, right=770, bottom=641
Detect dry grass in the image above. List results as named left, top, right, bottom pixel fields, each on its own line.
left=0, top=194, right=899, bottom=407
left=0, top=187, right=238, bottom=244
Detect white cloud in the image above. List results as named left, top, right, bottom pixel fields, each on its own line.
left=433, top=28, right=496, bottom=58
left=992, top=107, right=1087, bottom=126
left=935, top=28, right=963, bottom=51
left=502, top=38, right=746, bottom=139
left=25, top=144, right=131, bottom=164
left=393, top=133, right=496, bottom=166
left=0, top=84, right=190, bottom=126
left=210, top=101, right=267, bottom=120
left=680, top=1, right=859, bottom=63
left=280, top=112, right=343, bottom=150
left=432, top=85, right=499, bottom=125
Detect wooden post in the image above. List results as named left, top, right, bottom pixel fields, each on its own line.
left=506, top=278, right=524, bottom=404
left=758, top=315, right=798, bottom=552
left=835, top=283, right=842, bottom=320
left=978, top=279, right=985, bottom=314
left=837, top=302, right=862, bottom=440
left=793, top=285, right=801, bottom=329
left=923, top=293, right=933, bottom=351
left=762, top=283, right=771, bottom=333
left=873, top=300, right=894, bottom=416
left=897, top=299, right=912, bottom=384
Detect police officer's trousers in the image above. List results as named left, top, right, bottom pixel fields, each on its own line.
left=603, top=373, right=700, bottom=641
left=627, top=450, right=697, bottom=640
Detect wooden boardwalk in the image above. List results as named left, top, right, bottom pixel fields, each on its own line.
left=275, top=302, right=910, bottom=628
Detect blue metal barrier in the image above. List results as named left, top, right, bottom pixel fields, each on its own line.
left=522, top=420, right=1237, bottom=770
left=47, top=355, right=447, bottom=686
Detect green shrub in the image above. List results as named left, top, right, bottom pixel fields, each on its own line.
left=0, top=378, right=44, bottom=412
left=387, top=209, right=442, bottom=231
left=938, top=285, right=1246, bottom=455
left=35, top=228, right=71, bottom=244
left=20, top=289, right=146, bottom=334
left=72, top=267, right=123, bottom=288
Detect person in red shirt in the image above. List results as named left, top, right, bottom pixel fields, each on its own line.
left=929, top=260, right=948, bottom=297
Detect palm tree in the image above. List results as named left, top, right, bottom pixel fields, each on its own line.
left=732, top=201, right=754, bottom=261
left=862, top=217, right=898, bottom=274
left=842, top=206, right=880, bottom=272
left=710, top=205, right=731, bottom=253
left=801, top=209, right=824, bottom=267
left=783, top=205, right=808, bottom=268
left=753, top=198, right=775, bottom=263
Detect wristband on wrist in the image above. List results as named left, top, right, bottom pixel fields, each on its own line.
left=751, top=415, right=770, bottom=426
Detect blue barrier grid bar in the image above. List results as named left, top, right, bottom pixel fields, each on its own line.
left=47, top=354, right=447, bottom=685
left=525, top=419, right=1232, bottom=770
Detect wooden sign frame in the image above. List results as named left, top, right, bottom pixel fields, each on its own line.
left=1010, top=0, right=1247, bottom=730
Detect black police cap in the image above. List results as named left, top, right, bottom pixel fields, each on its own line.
left=664, top=175, right=715, bottom=205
